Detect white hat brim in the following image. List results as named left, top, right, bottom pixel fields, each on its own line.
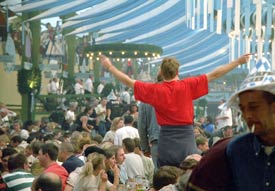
left=227, top=82, right=275, bottom=109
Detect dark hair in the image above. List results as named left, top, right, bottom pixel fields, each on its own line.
left=124, top=115, right=134, bottom=124
left=262, top=91, right=275, bottom=104
left=11, top=135, right=22, bottom=143
left=206, top=116, right=213, bottom=123
left=1, top=147, right=17, bottom=159
left=43, top=134, right=54, bottom=142
left=40, top=143, right=59, bottom=161
left=83, top=105, right=93, bottom=114
left=122, top=138, right=135, bottom=152
left=222, top=125, right=232, bottom=131
left=84, top=146, right=106, bottom=157
left=8, top=153, right=27, bottom=171
left=34, top=172, right=62, bottom=191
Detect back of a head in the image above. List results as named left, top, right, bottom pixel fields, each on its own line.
left=122, top=138, right=135, bottom=153
left=34, top=172, right=62, bottom=191
left=124, top=115, right=134, bottom=125
left=59, top=142, right=74, bottom=154
left=160, top=57, right=179, bottom=80
left=133, top=137, right=141, bottom=150
left=11, top=135, right=22, bottom=144
left=41, top=143, right=59, bottom=161
left=153, top=165, right=183, bottom=190
left=8, top=153, right=27, bottom=171
left=31, top=141, right=43, bottom=156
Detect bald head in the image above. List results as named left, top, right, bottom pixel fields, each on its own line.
left=33, top=172, right=62, bottom=191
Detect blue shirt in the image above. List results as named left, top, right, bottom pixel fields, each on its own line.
left=62, top=155, right=84, bottom=174
left=227, top=133, right=275, bottom=191
left=202, top=123, right=215, bottom=134
left=138, top=102, right=160, bottom=152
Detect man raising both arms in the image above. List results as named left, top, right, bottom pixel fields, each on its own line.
left=100, top=54, right=250, bottom=167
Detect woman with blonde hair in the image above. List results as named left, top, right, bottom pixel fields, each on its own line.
left=102, top=117, right=124, bottom=143
left=73, top=152, right=115, bottom=191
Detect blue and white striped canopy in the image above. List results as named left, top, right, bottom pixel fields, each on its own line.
left=3, top=0, right=273, bottom=76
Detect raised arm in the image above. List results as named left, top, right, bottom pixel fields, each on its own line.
left=100, top=55, right=136, bottom=88
left=206, top=54, right=251, bottom=82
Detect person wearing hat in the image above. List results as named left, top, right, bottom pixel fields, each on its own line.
left=216, top=99, right=233, bottom=129
left=187, top=57, right=275, bottom=191
left=100, top=53, right=250, bottom=167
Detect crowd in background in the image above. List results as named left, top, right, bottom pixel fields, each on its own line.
left=0, top=83, right=247, bottom=191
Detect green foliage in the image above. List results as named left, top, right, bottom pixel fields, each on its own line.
left=195, top=98, right=208, bottom=119
left=17, top=68, right=41, bottom=95
left=198, top=98, right=207, bottom=107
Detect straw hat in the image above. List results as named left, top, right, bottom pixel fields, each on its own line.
left=228, top=57, right=275, bottom=108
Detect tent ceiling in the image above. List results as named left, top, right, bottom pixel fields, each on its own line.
left=5, top=0, right=264, bottom=76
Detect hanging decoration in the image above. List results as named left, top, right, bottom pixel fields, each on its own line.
left=85, top=43, right=162, bottom=59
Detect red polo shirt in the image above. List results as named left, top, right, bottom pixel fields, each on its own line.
left=134, top=74, right=208, bottom=125
left=45, top=162, right=69, bottom=191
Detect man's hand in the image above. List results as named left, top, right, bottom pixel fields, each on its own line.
left=237, top=53, right=251, bottom=65
left=100, top=55, right=113, bottom=70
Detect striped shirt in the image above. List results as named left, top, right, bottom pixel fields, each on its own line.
left=3, top=169, right=34, bottom=191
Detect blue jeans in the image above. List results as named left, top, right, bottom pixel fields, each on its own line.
left=150, top=140, right=158, bottom=172
left=98, top=121, right=106, bottom=137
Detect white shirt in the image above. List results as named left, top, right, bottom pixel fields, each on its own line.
left=85, top=78, right=93, bottom=93
left=114, top=126, right=140, bottom=146
left=65, top=110, right=75, bottom=121
left=216, top=107, right=232, bottom=129
left=50, top=81, right=59, bottom=94
left=95, top=104, right=106, bottom=121
left=121, top=91, right=130, bottom=104
left=123, top=153, right=145, bottom=180
left=97, top=83, right=104, bottom=94
left=74, top=83, right=84, bottom=94
left=47, top=83, right=52, bottom=94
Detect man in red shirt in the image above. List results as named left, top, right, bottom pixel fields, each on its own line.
left=100, top=54, right=250, bottom=167
left=38, top=143, right=68, bottom=191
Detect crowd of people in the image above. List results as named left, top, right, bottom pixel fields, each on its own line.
left=1, top=53, right=274, bottom=191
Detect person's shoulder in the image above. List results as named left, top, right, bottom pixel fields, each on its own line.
left=228, top=133, right=253, bottom=145
left=115, top=127, right=124, bottom=134
left=227, top=133, right=253, bottom=152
